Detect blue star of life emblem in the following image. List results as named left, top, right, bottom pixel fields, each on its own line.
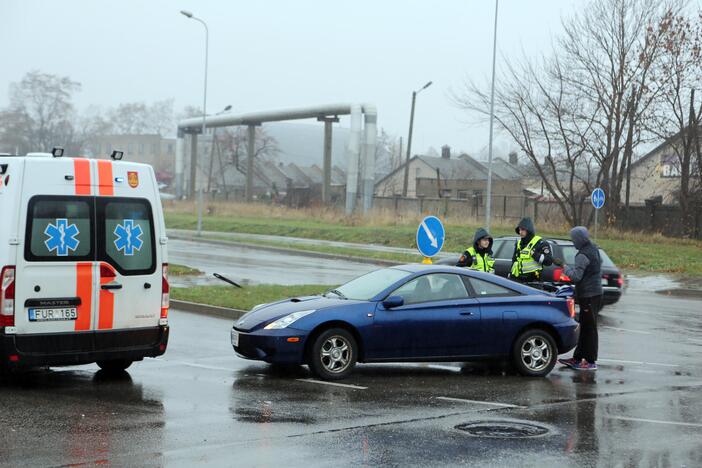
left=114, top=219, right=144, bottom=256
left=44, top=219, right=81, bottom=256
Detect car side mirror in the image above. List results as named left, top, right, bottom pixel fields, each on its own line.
left=382, top=295, right=404, bottom=309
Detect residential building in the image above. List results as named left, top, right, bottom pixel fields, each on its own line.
left=374, top=146, right=527, bottom=200
left=625, top=128, right=701, bottom=205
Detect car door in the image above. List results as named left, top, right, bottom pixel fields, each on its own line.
left=492, top=238, right=515, bottom=278
left=372, top=273, right=482, bottom=359
left=464, top=275, right=523, bottom=355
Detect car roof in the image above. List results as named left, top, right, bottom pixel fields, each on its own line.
left=495, top=236, right=573, bottom=245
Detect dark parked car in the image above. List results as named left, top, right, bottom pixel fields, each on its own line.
left=231, top=265, right=579, bottom=380
left=438, top=236, right=623, bottom=305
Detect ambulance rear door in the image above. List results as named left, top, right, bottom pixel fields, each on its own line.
left=15, top=158, right=97, bottom=336
left=94, top=161, right=163, bottom=331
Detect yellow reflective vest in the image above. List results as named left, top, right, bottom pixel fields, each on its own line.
left=510, top=235, right=543, bottom=278
left=467, top=246, right=495, bottom=273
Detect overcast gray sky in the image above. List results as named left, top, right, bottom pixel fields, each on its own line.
left=1, top=0, right=582, bottom=157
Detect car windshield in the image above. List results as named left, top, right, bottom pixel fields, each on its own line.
left=561, top=245, right=615, bottom=267
left=332, top=268, right=411, bottom=301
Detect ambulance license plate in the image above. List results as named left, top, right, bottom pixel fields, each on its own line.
left=231, top=329, right=239, bottom=347
left=28, top=307, right=78, bottom=322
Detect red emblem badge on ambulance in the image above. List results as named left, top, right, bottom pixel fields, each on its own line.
left=128, top=171, right=139, bottom=188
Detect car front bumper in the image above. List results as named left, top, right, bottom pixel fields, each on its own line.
left=231, top=327, right=307, bottom=364
left=0, top=326, right=169, bottom=368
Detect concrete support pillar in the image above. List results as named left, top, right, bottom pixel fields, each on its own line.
left=245, top=124, right=256, bottom=202
left=189, top=133, right=198, bottom=199
left=318, top=116, right=339, bottom=204
left=175, top=131, right=185, bottom=199
left=362, top=105, right=377, bottom=213
left=345, top=105, right=362, bottom=214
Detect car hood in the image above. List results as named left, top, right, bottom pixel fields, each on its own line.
left=234, top=295, right=356, bottom=331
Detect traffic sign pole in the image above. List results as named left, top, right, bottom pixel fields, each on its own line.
left=594, top=207, right=598, bottom=241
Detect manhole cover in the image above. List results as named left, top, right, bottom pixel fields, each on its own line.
left=455, top=420, right=550, bottom=438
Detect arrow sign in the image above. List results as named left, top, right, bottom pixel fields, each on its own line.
left=416, top=216, right=445, bottom=258
left=591, top=188, right=605, bottom=210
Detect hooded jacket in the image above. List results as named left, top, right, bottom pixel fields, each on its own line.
left=564, top=226, right=603, bottom=298
left=472, top=227, right=493, bottom=255
left=511, top=217, right=553, bottom=271
left=456, top=227, right=494, bottom=271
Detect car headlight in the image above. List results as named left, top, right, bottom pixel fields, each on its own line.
left=264, top=310, right=315, bottom=330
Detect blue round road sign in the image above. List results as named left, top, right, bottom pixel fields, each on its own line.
left=591, top=188, right=605, bottom=210
left=416, top=216, right=445, bottom=258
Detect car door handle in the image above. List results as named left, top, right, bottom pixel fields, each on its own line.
left=101, top=283, right=122, bottom=290
left=460, top=311, right=475, bottom=316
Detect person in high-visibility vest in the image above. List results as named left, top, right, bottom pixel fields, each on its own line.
left=510, top=217, right=553, bottom=283
left=456, top=227, right=495, bottom=273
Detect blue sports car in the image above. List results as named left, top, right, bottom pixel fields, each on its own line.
left=231, top=264, right=579, bottom=380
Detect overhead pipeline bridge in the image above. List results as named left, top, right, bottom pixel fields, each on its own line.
left=176, top=104, right=377, bottom=214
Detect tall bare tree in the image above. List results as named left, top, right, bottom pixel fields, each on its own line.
left=0, top=71, right=81, bottom=153
left=455, top=0, right=680, bottom=226
left=645, top=11, right=702, bottom=235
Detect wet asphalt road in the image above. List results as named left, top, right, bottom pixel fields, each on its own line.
left=1, top=276, right=701, bottom=467
left=168, top=238, right=376, bottom=287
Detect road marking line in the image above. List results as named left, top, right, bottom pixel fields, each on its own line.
left=598, top=358, right=679, bottom=368
left=296, top=378, right=367, bottom=390
left=602, top=326, right=652, bottom=335
left=436, top=396, right=525, bottom=408
left=607, top=416, right=702, bottom=428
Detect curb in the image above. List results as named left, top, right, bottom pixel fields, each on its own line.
left=171, top=299, right=247, bottom=320
left=168, top=234, right=403, bottom=267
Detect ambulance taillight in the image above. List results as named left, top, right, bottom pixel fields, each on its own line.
left=0, top=266, right=16, bottom=327
left=161, top=264, right=169, bottom=322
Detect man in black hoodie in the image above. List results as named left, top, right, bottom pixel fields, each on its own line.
left=559, top=226, right=602, bottom=371
left=510, top=217, right=553, bottom=283
left=456, top=228, right=495, bottom=273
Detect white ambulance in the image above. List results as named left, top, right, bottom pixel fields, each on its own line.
left=0, top=149, right=169, bottom=373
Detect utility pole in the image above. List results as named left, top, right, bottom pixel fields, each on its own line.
left=402, top=81, right=432, bottom=197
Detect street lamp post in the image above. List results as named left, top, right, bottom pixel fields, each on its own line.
left=402, top=81, right=432, bottom=197
left=485, top=0, right=499, bottom=231
left=180, top=10, right=209, bottom=204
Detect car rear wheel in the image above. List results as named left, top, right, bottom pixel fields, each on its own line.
left=309, top=328, right=357, bottom=381
left=512, top=329, right=557, bottom=377
left=96, top=359, right=133, bottom=373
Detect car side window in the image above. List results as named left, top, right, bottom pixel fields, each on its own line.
left=464, top=277, right=519, bottom=298
left=391, top=273, right=469, bottom=305
left=494, top=240, right=514, bottom=259
left=491, top=239, right=504, bottom=258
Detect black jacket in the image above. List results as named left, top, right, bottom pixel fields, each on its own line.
left=564, top=226, right=603, bottom=298
left=511, top=217, right=553, bottom=267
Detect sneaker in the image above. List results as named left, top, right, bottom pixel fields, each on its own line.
left=558, top=358, right=578, bottom=367
left=572, top=360, right=597, bottom=371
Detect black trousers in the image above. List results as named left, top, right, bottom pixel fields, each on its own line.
left=573, top=295, right=602, bottom=363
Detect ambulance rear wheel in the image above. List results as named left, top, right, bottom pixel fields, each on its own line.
left=96, top=359, right=133, bottom=372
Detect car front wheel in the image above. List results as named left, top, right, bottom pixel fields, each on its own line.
left=512, top=329, right=557, bottom=377
left=309, top=328, right=357, bottom=380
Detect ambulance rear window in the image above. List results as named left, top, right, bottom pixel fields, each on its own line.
left=25, top=197, right=94, bottom=261
left=98, top=198, right=155, bottom=275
